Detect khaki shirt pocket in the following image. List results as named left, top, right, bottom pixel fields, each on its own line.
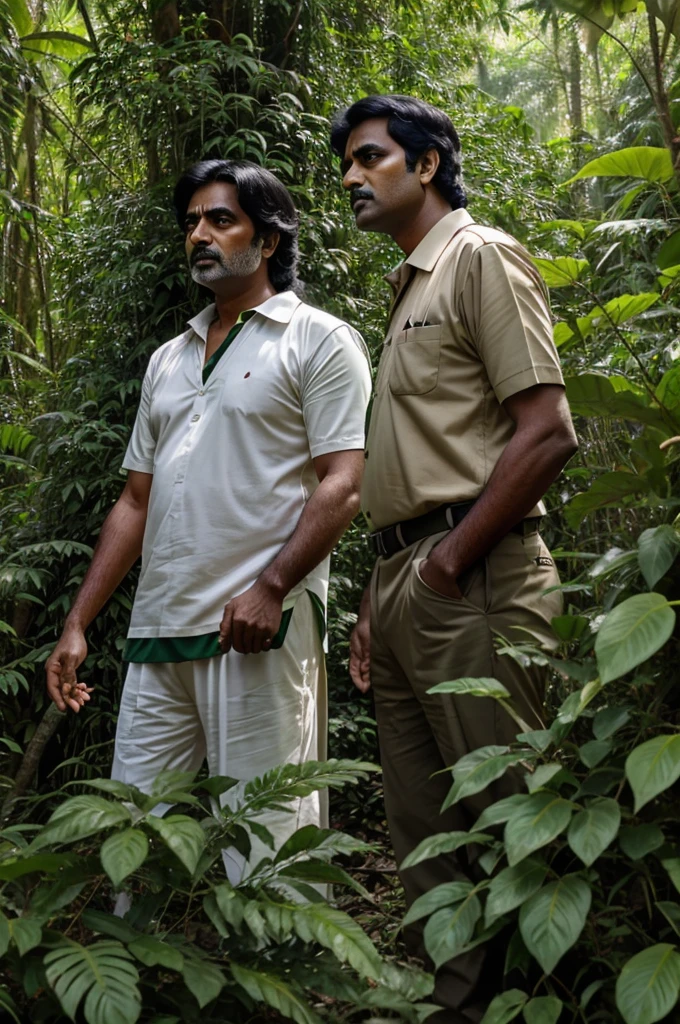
left=389, top=324, right=442, bottom=396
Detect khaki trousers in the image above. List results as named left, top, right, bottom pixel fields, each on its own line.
left=370, top=529, right=562, bottom=1022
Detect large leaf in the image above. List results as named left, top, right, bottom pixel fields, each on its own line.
left=403, top=881, right=474, bottom=926
left=100, top=829, right=149, bottom=888
left=231, top=963, right=322, bottom=1024
left=564, top=374, right=665, bottom=428
left=658, top=230, right=680, bottom=270
left=619, top=824, right=664, bottom=860
left=145, top=815, right=205, bottom=874
left=504, top=793, right=574, bottom=866
left=615, top=944, right=680, bottom=1024
left=401, top=830, right=493, bottom=869
left=567, top=797, right=620, bottom=867
left=591, top=293, right=659, bottom=327
left=595, top=593, right=675, bottom=684
left=8, top=917, right=42, bottom=955
left=128, top=936, right=183, bottom=972
left=479, top=989, right=528, bottom=1024
left=33, top=796, right=131, bottom=848
left=532, top=257, right=589, bottom=287
left=485, top=858, right=547, bottom=926
left=638, top=527, right=680, bottom=589
left=565, top=472, right=646, bottom=530
left=427, top=677, right=511, bottom=699
left=44, top=939, right=141, bottom=1024
left=523, top=996, right=563, bottom=1024
left=519, top=875, right=592, bottom=975
left=473, top=794, right=530, bottom=832
left=564, top=147, right=674, bottom=184
left=181, top=955, right=226, bottom=1009
left=292, top=902, right=383, bottom=978
left=423, top=893, right=482, bottom=969
left=626, top=734, right=680, bottom=812
left=443, top=747, right=528, bottom=809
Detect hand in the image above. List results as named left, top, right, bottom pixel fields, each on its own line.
left=349, top=586, right=371, bottom=693
left=219, top=580, right=283, bottom=655
left=418, top=553, right=463, bottom=600
left=45, top=627, right=93, bottom=713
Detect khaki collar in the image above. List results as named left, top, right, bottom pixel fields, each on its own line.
left=188, top=289, right=302, bottom=340
left=385, top=208, right=474, bottom=293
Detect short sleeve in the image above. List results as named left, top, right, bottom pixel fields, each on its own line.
left=458, top=242, right=564, bottom=404
left=301, top=325, right=372, bottom=459
left=121, top=360, right=156, bottom=474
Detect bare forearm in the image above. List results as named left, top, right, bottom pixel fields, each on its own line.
left=259, top=476, right=360, bottom=598
left=65, top=496, right=148, bottom=632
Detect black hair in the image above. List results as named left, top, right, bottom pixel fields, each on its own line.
left=330, top=94, right=467, bottom=210
left=173, top=159, right=300, bottom=293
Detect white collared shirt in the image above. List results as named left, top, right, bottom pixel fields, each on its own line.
left=122, top=290, right=371, bottom=638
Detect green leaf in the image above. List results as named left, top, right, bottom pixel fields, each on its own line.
left=230, top=963, right=322, bottom=1024
left=444, top=748, right=529, bottom=809
left=579, top=740, right=612, bottom=768
left=658, top=230, right=680, bottom=270
left=551, top=615, right=589, bottom=641
left=128, top=936, right=183, bottom=972
left=619, top=824, right=665, bottom=860
left=615, top=944, right=680, bottom=1024
left=595, top=594, right=675, bottom=684
left=516, top=730, right=553, bottom=753
left=100, top=829, right=148, bottom=888
left=480, top=989, right=528, bottom=1024
left=485, top=858, right=547, bottom=927
left=44, top=939, right=141, bottom=1024
left=565, top=472, right=646, bottom=529
left=504, top=793, right=574, bottom=866
left=523, top=995, right=563, bottom=1024
left=401, top=831, right=493, bottom=869
left=473, top=794, right=529, bottom=832
left=638, top=527, right=680, bottom=589
left=427, top=677, right=511, bottom=699
left=656, top=902, right=680, bottom=937
left=626, top=735, right=680, bottom=812
left=292, top=902, right=383, bottom=978
left=404, top=881, right=475, bottom=926
left=519, top=875, right=592, bottom=975
left=423, top=893, right=482, bottom=969
left=663, top=859, right=680, bottom=895
left=532, top=257, right=589, bottom=287
left=592, top=292, right=659, bottom=327
left=8, top=917, right=42, bottom=955
left=278, top=860, right=371, bottom=899
left=146, top=815, right=205, bottom=874
left=593, top=706, right=631, bottom=739
left=33, top=796, right=131, bottom=848
left=0, top=853, right=73, bottom=880
left=182, top=955, right=226, bottom=1009
left=564, top=146, right=674, bottom=184
left=526, top=764, right=563, bottom=794
left=0, top=913, right=9, bottom=957
left=81, top=910, right=139, bottom=943
left=567, top=798, right=621, bottom=867
left=565, top=374, right=664, bottom=428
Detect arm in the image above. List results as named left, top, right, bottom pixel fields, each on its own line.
left=419, top=383, right=577, bottom=597
left=45, top=470, right=152, bottom=711
left=219, top=449, right=363, bottom=655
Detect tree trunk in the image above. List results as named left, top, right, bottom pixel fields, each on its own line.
left=647, top=9, right=680, bottom=189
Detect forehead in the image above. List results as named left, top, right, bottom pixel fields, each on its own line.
left=344, top=117, right=396, bottom=157
left=186, top=180, right=243, bottom=215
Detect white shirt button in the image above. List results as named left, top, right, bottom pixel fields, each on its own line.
left=198, top=389, right=205, bottom=396
left=191, top=414, right=200, bottom=422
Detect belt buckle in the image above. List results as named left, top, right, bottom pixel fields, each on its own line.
left=373, top=530, right=388, bottom=557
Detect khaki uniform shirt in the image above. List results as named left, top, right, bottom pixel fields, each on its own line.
left=361, top=209, right=564, bottom=531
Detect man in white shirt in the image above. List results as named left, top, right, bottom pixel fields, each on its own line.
left=45, top=159, right=372, bottom=878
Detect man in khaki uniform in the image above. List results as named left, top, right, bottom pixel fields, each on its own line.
left=330, top=96, right=578, bottom=1021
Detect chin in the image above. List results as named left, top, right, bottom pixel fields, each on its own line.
left=354, top=209, right=385, bottom=233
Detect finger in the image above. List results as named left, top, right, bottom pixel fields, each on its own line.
left=45, top=662, right=68, bottom=712
left=232, top=615, right=246, bottom=655
left=219, top=605, right=234, bottom=653
left=262, top=637, right=272, bottom=653
left=60, top=653, right=78, bottom=688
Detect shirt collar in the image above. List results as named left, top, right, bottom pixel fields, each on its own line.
left=405, top=207, right=474, bottom=272
left=187, top=290, right=301, bottom=341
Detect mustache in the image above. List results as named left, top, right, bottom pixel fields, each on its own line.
left=191, top=247, right=224, bottom=266
left=350, top=188, right=374, bottom=207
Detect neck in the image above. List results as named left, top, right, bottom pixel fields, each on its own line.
left=392, top=192, right=455, bottom=256
left=208, top=271, right=277, bottom=324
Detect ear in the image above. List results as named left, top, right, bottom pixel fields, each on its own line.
left=418, top=147, right=440, bottom=186
left=260, top=231, right=280, bottom=259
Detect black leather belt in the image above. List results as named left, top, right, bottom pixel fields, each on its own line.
left=370, top=502, right=542, bottom=559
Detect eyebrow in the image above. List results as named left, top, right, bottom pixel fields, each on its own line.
left=341, top=143, right=387, bottom=173
left=184, top=206, right=237, bottom=222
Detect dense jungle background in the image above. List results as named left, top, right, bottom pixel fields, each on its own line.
left=5, top=0, right=680, bottom=1021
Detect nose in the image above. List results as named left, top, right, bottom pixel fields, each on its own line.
left=342, top=161, right=363, bottom=191
left=188, top=215, right=212, bottom=247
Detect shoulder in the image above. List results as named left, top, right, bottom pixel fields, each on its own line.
left=454, top=222, right=535, bottom=277
left=145, top=327, right=193, bottom=379
left=290, top=300, right=369, bottom=361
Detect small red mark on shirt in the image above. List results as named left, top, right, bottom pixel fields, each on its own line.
left=244, top=371, right=251, bottom=378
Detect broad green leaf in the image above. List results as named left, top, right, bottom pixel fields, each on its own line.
left=619, top=824, right=665, bottom=860
left=504, top=793, right=573, bottom=866
left=551, top=614, right=589, bottom=641
left=473, top=794, right=529, bottom=832
left=626, top=734, right=680, bottom=812
left=662, top=859, right=680, bottom=895
left=579, top=739, right=612, bottom=768
left=0, top=853, right=73, bottom=881
left=540, top=219, right=587, bottom=238
left=564, top=146, right=674, bottom=185
left=519, top=875, right=592, bottom=974
left=526, top=764, right=563, bottom=793
left=565, top=472, right=646, bottom=530
left=0, top=913, right=9, bottom=957
left=656, top=366, right=680, bottom=412
left=146, top=815, right=205, bottom=874
left=656, top=902, right=680, bottom=937
left=100, top=829, right=148, bottom=888
left=593, top=706, right=631, bottom=739
left=404, top=881, right=475, bottom=926
left=81, top=910, right=139, bottom=943
left=401, top=831, right=493, bottom=869
left=278, top=860, right=371, bottom=899
left=423, top=893, right=482, bottom=969
left=565, top=374, right=664, bottom=428
left=523, top=995, right=563, bottom=1024
left=8, top=917, right=41, bottom=955
left=638, top=527, right=680, bottom=589
left=485, top=858, right=547, bottom=927
left=595, top=594, right=675, bottom=684
left=480, top=989, right=528, bottom=1024
left=292, top=902, right=383, bottom=978
left=658, top=230, right=680, bottom=270
left=128, top=936, right=183, bottom=972
left=533, top=257, right=589, bottom=287
left=44, top=939, right=141, bottom=1024
left=567, top=798, right=620, bottom=866
left=591, top=293, right=659, bottom=327
left=182, top=956, right=226, bottom=1009
left=427, top=677, right=511, bottom=699
left=231, top=963, right=322, bottom=1024
left=658, top=264, right=680, bottom=288
left=33, top=796, right=131, bottom=848
left=516, top=730, right=553, bottom=753
left=444, top=751, right=528, bottom=809
left=615, top=944, right=680, bottom=1024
